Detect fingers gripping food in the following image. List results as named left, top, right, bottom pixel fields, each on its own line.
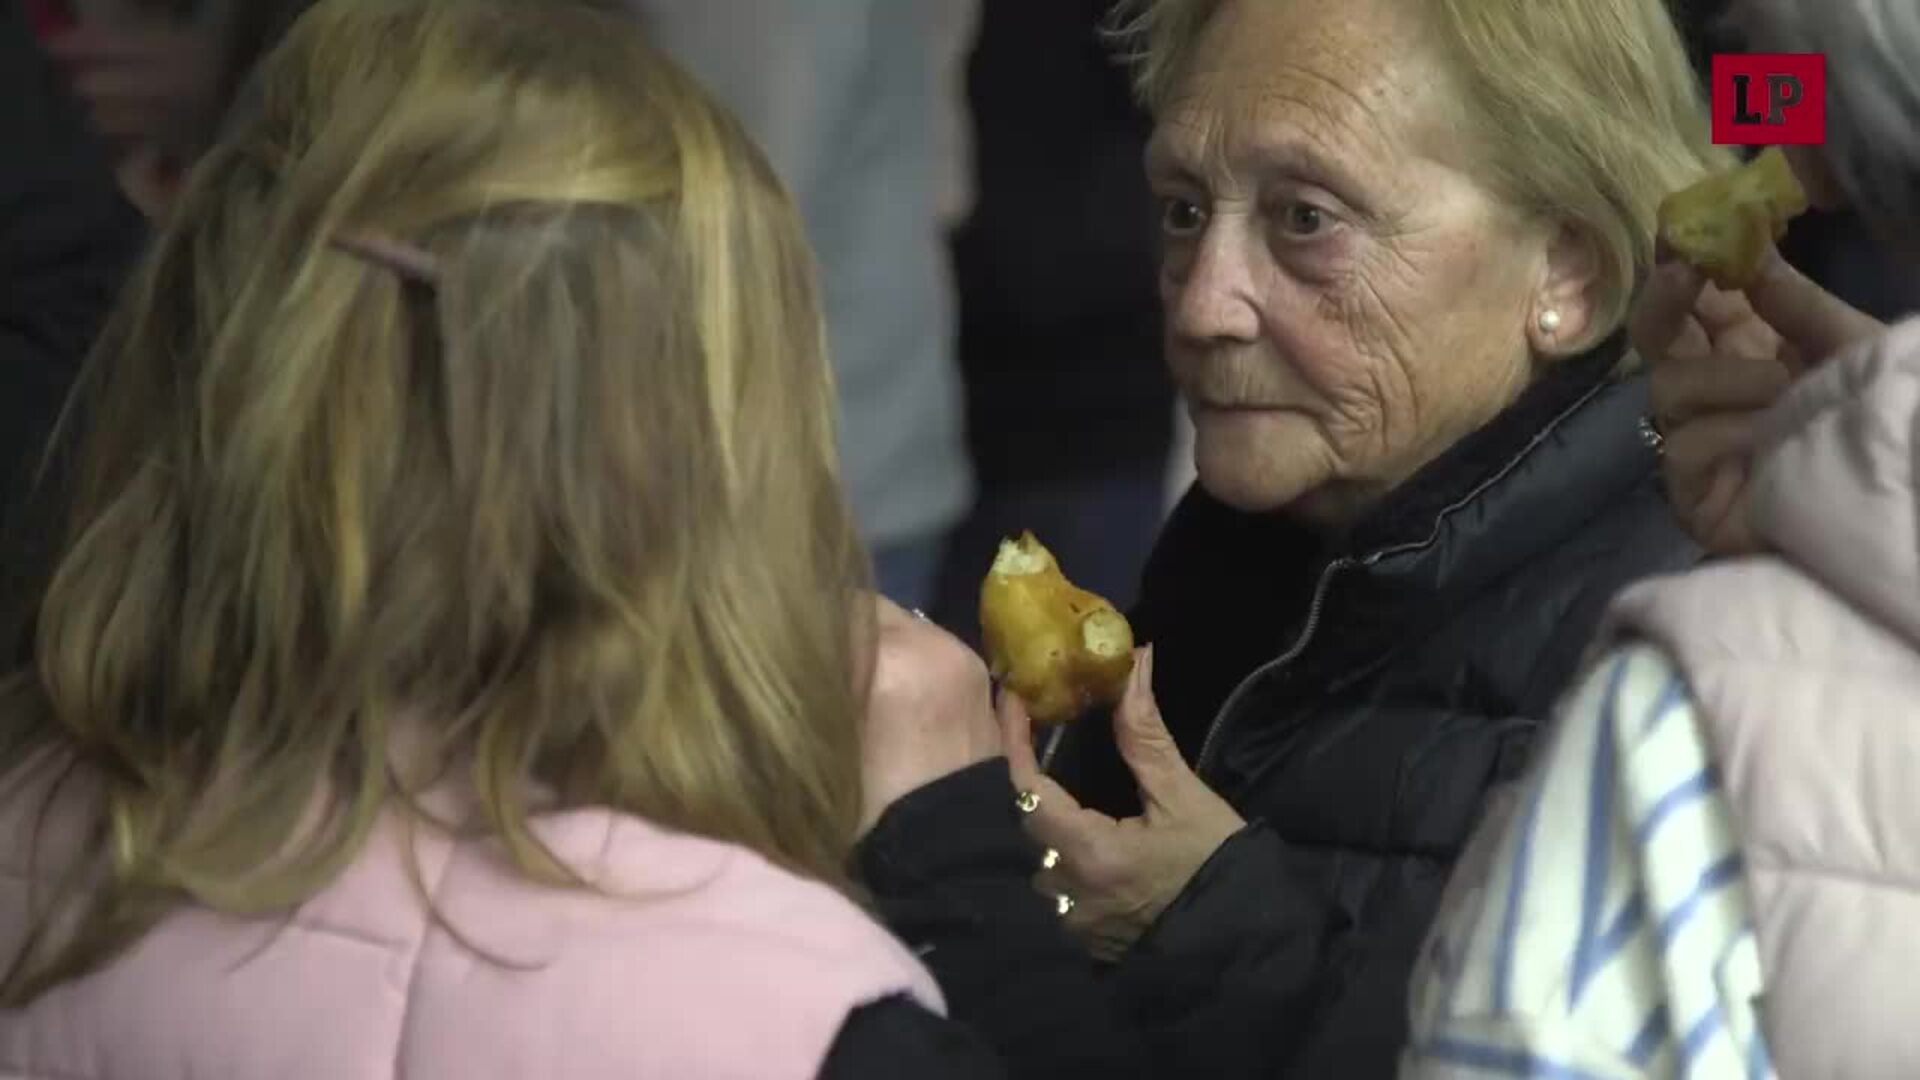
left=1657, top=146, right=1809, bottom=290
left=979, top=532, right=1134, bottom=726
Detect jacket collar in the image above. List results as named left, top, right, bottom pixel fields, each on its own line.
left=1247, top=333, right=1656, bottom=683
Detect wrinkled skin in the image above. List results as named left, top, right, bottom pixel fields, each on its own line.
left=1149, top=0, right=1602, bottom=522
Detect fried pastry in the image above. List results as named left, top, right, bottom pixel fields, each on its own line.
left=979, top=532, right=1134, bottom=726
left=1656, top=146, right=1808, bottom=290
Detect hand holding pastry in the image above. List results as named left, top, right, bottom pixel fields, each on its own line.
left=1635, top=170, right=1885, bottom=556
left=1000, top=647, right=1245, bottom=962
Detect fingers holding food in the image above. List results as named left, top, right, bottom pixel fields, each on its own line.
left=979, top=532, right=1135, bottom=726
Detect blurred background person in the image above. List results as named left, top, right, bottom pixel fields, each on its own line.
left=0, top=0, right=147, bottom=661
left=1411, top=0, right=1920, bottom=1073
left=0, top=3, right=1144, bottom=1076
left=41, top=0, right=980, bottom=610
left=928, top=0, right=1176, bottom=639
left=30, top=0, right=217, bottom=214
left=613, top=0, right=979, bottom=609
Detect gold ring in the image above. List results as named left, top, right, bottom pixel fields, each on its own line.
left=1055, top=893, right=1075, bottom=917
left=1041, top=847, right=1061, bottom=871
left=1015, top=790, right=1041, bottom=814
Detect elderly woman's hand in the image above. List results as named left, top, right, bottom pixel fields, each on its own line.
left=1631, top=246, right=1885, bottom=556
left=859, top=596, right=1004, bottom=836
left=1002, top=647, right=1245, bottom=963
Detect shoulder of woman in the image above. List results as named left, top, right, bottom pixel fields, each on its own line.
left=437, top=808, right=932, bottom=977
left=371, top=808, right=946, bottom=1076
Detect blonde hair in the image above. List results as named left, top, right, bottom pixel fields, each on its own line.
left=1113, top=0, right=1737, bottom=346
left=0, top=0, right=872, bottom=1002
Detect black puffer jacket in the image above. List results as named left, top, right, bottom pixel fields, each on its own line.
left=1050, top=339, right=1701, bottom=1078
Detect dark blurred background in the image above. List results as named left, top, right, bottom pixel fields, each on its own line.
left=927, top=0, right=1175, bottom=641
left=9, top=0, right=1914, bottom=652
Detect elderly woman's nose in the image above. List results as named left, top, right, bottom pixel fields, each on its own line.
left=1166, top=230, right=1263, bottom=344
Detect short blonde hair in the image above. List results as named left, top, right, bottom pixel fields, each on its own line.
left=1113, top=0, right=1736, bottom=346
left=2, top=0, right=870, bottom=1002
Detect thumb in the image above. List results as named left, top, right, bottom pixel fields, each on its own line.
left=1113, top=646, right=1185, bottom=797
left=1744, top=245, right=1882, bottom=363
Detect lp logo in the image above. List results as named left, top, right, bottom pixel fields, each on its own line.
left=1732, top=73, right=1802, bottom=124
left=1711, top=54, right=1826, bottom=145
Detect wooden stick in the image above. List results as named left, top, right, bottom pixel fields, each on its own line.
left=1038, top=723, right=1068, bottom=773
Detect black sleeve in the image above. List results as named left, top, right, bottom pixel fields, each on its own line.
left=856, top=760, right=1149, bottom=1080
left=0, top=4, right=147, bottom=648
left=1103, top=825, right=1348, bottom=1076
left=817, top=995, right=1007, bottom=1080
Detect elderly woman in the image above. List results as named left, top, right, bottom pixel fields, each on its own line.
left=1408, top=0, right=1920, bottom=1076
left=994, top=0, right=1726, bottom=1074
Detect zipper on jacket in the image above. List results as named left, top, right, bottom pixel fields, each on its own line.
left=1193, top=554, right=1355, bottom=781
left=1189, top=374, right=1620, bottom=783
left=1066, top=368, right=1622, bottom=788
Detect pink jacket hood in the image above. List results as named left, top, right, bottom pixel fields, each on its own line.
left=0, top=769, right=943, bottom=1079
left=1606, top=315, right=1920, bottom=1077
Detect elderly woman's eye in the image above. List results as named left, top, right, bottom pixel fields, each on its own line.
left=1160, top=197, right=1207, bottom=237
left=1280, top=202, right=1327, bottom=237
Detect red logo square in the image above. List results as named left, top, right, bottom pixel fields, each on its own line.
left=1711, top=53, right=1826, bottom=145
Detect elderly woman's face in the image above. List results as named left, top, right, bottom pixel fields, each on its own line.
left=1149, top=0, right=1569, bottom=519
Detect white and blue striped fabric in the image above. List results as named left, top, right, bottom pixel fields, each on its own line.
left=1403, top=643, right=1774, bottom=1079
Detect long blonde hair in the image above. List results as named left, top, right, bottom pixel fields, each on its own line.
left=1112, top=0, right=1736, bottom=349
left=1, top=0, right=871, bottom=1003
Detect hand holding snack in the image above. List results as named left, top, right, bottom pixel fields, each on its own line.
left=1656, top=146, right=1808, bottom=290
left=1635, top=148, right=1885, bottom=556
left=979, top=532, right=1134, bottom=726
left=1001, top=648, right=1245, bottom=961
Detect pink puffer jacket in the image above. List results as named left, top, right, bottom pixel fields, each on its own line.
left=0, top=767, right=942, bottom=1079
left=1605, top=315, right=1920, bottom=1077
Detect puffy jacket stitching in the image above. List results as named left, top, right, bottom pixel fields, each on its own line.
left=1746, top=850, right=1920, bottom=893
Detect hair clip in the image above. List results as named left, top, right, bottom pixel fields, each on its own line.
left=329, top=231, right=441, bottom=286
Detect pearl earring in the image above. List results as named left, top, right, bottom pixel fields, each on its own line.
left=1537, top=309, right=1563, bottom=334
